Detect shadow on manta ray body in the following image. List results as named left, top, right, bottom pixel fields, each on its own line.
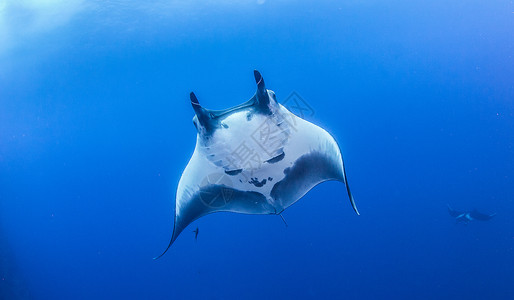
left=155, top=70, right=359, bottom=259
left=447, top=204, right=496, bottom=225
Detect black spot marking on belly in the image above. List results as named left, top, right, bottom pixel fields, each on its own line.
left=270, top=151, right=343, bottom=202
left=225, top=169, right=243, bottom=176
left=249, top=177, right=267, bottom=187
left=265, top=152, right=285, bottom=164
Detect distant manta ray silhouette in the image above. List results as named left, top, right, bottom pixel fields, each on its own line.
left=155, top=70, right=359, bottom=259
left=447, top=204, right=496, bottom=224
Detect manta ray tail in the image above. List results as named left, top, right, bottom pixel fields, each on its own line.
left=279, top=214, right=288, bottom=227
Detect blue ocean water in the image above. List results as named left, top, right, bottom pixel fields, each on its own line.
left=1, top=1, right=513, bottom=299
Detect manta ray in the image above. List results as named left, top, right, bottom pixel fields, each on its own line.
left=447, top=204, right=496, bottom=224
left=155, top=70, right=359, bottom=259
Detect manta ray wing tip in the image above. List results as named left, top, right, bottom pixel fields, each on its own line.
left=153, top=244, right=172, bottom=260
left=153, top=242, right=173, bottom=260
left=351, top=197, right=360, bottom=216
left=153, top=225, right=179, bottom=260
left=153, top=254, right=164, bottom=260
left=342, top=161, right=360, bottom=215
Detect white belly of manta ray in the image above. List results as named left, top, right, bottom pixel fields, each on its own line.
left=154, top=70, right=358, bottom=259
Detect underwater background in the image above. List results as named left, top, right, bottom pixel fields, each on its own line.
left=1, top=1, right=513, bottom=299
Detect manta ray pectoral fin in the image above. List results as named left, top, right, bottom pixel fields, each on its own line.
left=447, top=204, right=463, bottom=218
left=470, top=209, right=496, bottom=221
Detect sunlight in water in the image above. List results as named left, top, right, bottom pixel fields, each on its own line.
left=0, top=0, right=274, bottom=55
left=0, top=0, right=85, bottom=54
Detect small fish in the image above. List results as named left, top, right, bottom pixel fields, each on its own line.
left=192, top=227, right=199, bottom=241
